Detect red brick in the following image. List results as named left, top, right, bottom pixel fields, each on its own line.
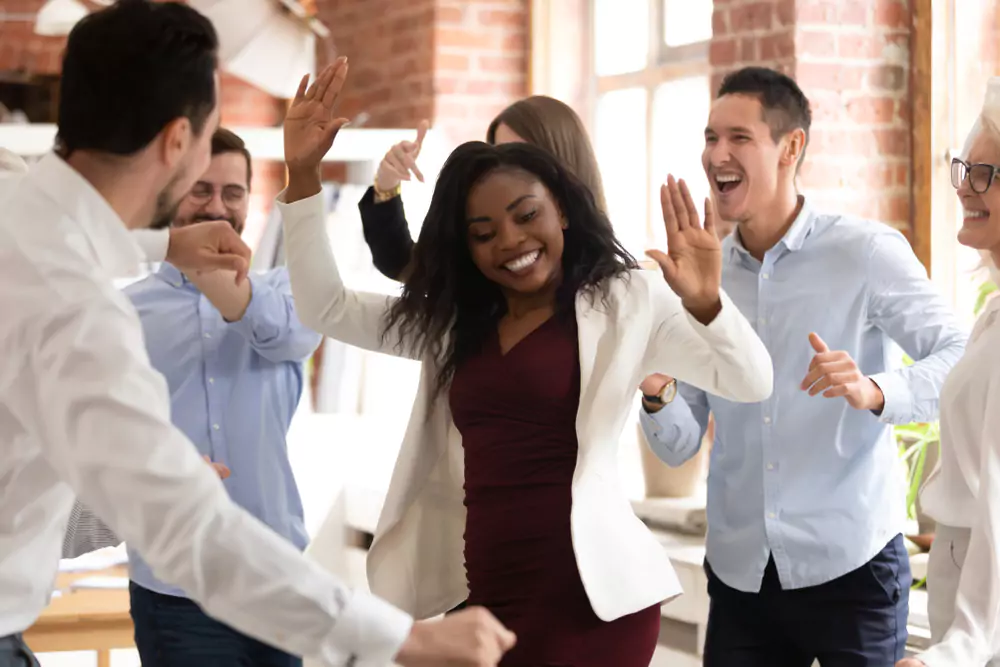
left=436, top=5, right=466, bottom=25
left=435, top=53, right=470, bottom=72
left=866, top=64, right=906, bottom=91
left=738, top=37, right=758, bottom=62
left=795, top=62, right=867, bottom=91
left=875, top=128, right=910, bottom=156
left=730, top=2, right=775, bottom=32
left=477, top=8, right=527, bottom=29
left=873, top=0, right=910, bottom=30
left=838, top=34, right=883, bottom=59
left=711, top=39, right=738, bottom=66
left=478, top=54, right=524, bottom=74
left=713, top=9, right=730, bottom=37
left=774, top=0, right=796, bottom=27
left=846, top=96, right=897, bottom=124
left=838, top=0, right=870, bottom=27
left=796, top=0, right=838, bottom=24
left=760, top=32, right=796, bottom=61
left=797, top=30, right=837, bottom=58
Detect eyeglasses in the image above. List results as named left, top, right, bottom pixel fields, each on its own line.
left=188, top=182, right=248, bottom=208
left=951, top=158, right=1000, bottom=194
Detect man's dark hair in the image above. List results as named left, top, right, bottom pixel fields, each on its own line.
left=58, top=0, right=219, bottom=156
left=717, top=66, right=812, bottom=164
left=212, top=128, right=253, bottom=189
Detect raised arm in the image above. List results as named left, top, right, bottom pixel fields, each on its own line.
left=644, top=176, right=772, bottom=403
left=280, top=61, right=416, bottom=359
left=358, top=122, right=428, bottom=281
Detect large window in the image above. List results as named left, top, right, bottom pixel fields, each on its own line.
left=590, top=0, right=713, bottom=258
left=928, top=0, right=999, bottom=326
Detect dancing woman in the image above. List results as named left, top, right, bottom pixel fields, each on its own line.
left=282, top=61, right=773, bottom=666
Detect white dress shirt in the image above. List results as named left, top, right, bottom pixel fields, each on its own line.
left=0, top=153, right=411, bottom=667
left=918, top=294, right=1000, bottom=666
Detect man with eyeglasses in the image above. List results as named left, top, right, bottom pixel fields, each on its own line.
left=64, top=128, right=324, bottom=667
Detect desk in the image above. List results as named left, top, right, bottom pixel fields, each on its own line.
left=24, top=566, right=133, bottom=667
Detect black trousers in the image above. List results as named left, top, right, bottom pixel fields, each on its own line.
left=0, top=636, right=38, bottom=667
left=703, top=534, right=910, bottom=667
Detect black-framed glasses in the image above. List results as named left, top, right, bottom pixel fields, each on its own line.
left=951, top=158, right=1000, bottom=194
left=188, top=181, right=248, bottom=208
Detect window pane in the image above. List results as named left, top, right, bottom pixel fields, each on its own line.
left=595, top=87, right=648, bottom=257
left=663, top=0, right=713, bottom=47
left=650, top=76, right=712, bottom=249
left=594, top=0, right=649, bottom=76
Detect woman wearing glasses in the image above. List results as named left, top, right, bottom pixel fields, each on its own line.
left=899, top=80, right=1000, bottom=667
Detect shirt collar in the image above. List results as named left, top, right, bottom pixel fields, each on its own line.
left=727, top=196, right=815, bottom=262
left=28, top=152, right=145, bottom=278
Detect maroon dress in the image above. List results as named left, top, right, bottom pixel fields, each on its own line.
left=449, top=315, right=660, bottom=667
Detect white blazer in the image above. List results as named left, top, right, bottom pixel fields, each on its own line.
left=279, top=191, right=774, bottom=622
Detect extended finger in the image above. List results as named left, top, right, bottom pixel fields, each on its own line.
left=645, top=249, right=678, bottom=286
left=293, top=74, right=309, bottom=103
left=668, top=176, right=690, bottom=230
left=822, top=384, right=852, bottom=399
left=321, top=57, right=349, bottom=110
left=414, top=119, right=429, bottom=156
left=304, top=64, right=333, bottom=100
left=660, top=182, right=678, bottom=235
left=703, top=197, right=717, bottom=235
left=678, top=179, right=701, bottom=229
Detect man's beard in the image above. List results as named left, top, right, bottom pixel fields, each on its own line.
left=151, top=188, right=182, bottom=231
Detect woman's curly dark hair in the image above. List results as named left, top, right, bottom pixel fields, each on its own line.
left=383, top=141, right=636, bottom=398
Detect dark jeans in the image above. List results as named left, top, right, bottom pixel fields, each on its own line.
left=0, top=636, right=38, bottom=667
left=704, top=534, right=910, bottom=667
left=130, top=582, right=302, bottom=667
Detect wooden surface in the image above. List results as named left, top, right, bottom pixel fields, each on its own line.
left=24, top=566, right=133, bottom=665
left=910, top=0, right=933, bottom=275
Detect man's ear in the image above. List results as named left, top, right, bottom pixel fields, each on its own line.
left=780, top=127, right=806, bottom=168
left=159, top=117, right=193, bottom=169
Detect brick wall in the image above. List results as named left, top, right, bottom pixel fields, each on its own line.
left=710, top=0, right=913, bottom=234
left=316, top=0, right=528, bottom=144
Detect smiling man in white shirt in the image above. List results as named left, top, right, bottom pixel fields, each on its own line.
left=0, top=2, right=514, bottom=667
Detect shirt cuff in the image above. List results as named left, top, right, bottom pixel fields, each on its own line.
left=132, top=229, right=169, bottom=264
left=867, top=371, right=912, bottom=424
left=323, top=590, right=413, bottom=667
left=275, top=188, right=324, bottom=220
left=916, top=634, right=983, bottom=667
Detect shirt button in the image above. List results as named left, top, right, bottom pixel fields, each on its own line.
left=204, top=333, right=212, bottom=339
left=758, top=317, right=766, bottom=325
left=762, top=273, right=770, bottom=280
left=212, top=424, right=220, bottom=431
left=208, top=377, right=215, bottom=384
left=763, top=416, right=772, bottom=424
left=767, top=463, right=775, bottom=470
left=768, top=512, right=777, bottom=519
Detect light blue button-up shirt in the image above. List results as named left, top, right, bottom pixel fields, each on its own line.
left=640, top=201, right=967, bottom=593
left=126, top=263, right=322, bottom=597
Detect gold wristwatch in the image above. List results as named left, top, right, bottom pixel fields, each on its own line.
left=642, top=378, right=677, bottom=406
left=373, top=175, right=401, bottom=203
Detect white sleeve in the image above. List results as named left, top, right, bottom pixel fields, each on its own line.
left=131, top=229, right=169, bottom=264
left=30, top=292, right=412, bottom=666
left=918, top=369, right=1000, bottom=666
left=278, top=190, right=418, bottom=359
left=642, top=276, right=773, bottom=404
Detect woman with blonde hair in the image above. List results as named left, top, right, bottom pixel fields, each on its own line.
left=899, top=79, right=1000, bottom=667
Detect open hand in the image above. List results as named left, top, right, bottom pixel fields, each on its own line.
left=166, top=221, right=250, bottom=285
left=646, top=175, right=722, bottom=322
left=284, top=57, right=350, bottom=173
left=376, top=120, right=429, bottom=190
left=800, top=333, right=885, bottom=412
left=895, top=659, right=925, bottom=667
left=395, top=606, right=515, bottom=667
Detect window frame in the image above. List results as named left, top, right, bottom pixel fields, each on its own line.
left=587, top=0, right=712, bottom=251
